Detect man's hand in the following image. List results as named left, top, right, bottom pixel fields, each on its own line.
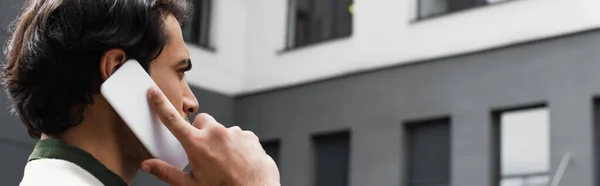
left=141, top=87, right=280, bottom=186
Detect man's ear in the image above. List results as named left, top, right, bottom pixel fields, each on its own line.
left=100, top=49, right=127, bottom=81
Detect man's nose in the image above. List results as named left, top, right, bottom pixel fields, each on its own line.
left=182, top=86, right=199, bottom=115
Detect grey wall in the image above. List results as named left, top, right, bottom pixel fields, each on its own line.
left=234, top=30, right=600, bottom=186
left=0, top=85, right=35, bottom=186
left=0, top=1, right=38, bottom=185
left=0, top=0, right=21, bottom=33
left=190, top=86, right=234, bottom=125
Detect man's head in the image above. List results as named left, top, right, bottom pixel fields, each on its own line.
left=2, top=0, right=199, bottom=139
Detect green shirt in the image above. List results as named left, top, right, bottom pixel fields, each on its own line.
left=27, top=139, right=127, bottom=186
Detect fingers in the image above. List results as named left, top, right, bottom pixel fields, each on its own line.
left=191, top=113, right=216, bottom=129
left=193, top=114, right=230, bottom=140
left=148, top=87, right=196, bottom=142
left=242, top=130, right=259, bottom=141
left=230, top=126, right=242, bottom=132
left=141, top=159, right=189, bottom=186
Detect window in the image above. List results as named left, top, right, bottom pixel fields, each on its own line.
left=494, top=107, right=550, bottom=186
left=262, top=140, right=281, bottom=168
left=593, top=99, right=600, bottom=186
left=182, top=0, right=212, bottom=48
left=417, top=0, right=511, bottom=19
left=405, top=118, right=451, bottom=186
left=313, top=130, right=350, bottom=186
left=286, top=0, right=353, bottom=48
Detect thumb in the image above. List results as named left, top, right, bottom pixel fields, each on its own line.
left=141, top=159, right=189, bottom=185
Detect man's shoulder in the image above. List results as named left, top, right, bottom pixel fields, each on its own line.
left=20, top=159, right=104, bottom=186
left=23, top=139, right=128, bottom=186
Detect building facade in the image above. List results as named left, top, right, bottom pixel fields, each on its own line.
left=2, top=0, right=600, bottom=186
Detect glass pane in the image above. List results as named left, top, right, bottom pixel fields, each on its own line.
left=262, top=140, right=281, bottom=168
left=191, top=0, right=203, bottom=43
left=294, top=0, right=312, bottom=46
left=447, top=0, right=481, bottom=12
left=313, top=131, right=350, bottom=186
left=407, top=118, right=451, bottom=186
left=501, top=175, right=550, bottom=186
left=183, top=0, right=210, bottom=45
left=488, top=0, right=511, bottom=4
left=292, top=0, right=352, bottom=47
left=500, top=108, right=550, bottom=186
left=419, top=0, right=448, bottom=18
left=334, top=0, right=353, bottom=37
left=312, top=0, right=334, bottom=40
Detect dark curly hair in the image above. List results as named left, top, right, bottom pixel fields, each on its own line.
left=2, top=0, right=190, bottom=138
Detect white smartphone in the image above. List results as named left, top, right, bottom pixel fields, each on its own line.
left=100, top=59, right=188, bottom=170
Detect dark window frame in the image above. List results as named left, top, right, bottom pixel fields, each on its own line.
left=575, top=95, right=600, bottom=186
left=311, top=129, right=351, bottom=186
left=261, top=139, right=282, bottom=169
left=490, top=102, right=549, bottom=186
left=282, top=0, right=353, bottom=52
left=183, top=0, right=214, bottom=52
left=403, top=116, right=452, bottom=186
left=594, top=97, right=600, bottom=186
left=415, top=0, right=517, bottom=22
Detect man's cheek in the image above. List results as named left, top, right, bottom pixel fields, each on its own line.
left=160, top=86, right=183, bottom=109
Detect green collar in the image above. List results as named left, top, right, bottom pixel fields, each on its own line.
left=29, top=139, right=128, bottom=186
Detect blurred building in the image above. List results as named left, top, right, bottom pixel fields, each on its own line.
left=3, top=0, right=600, bottom=186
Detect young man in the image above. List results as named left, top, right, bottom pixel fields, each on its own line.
left=3, top=0, right=279, bottom=185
